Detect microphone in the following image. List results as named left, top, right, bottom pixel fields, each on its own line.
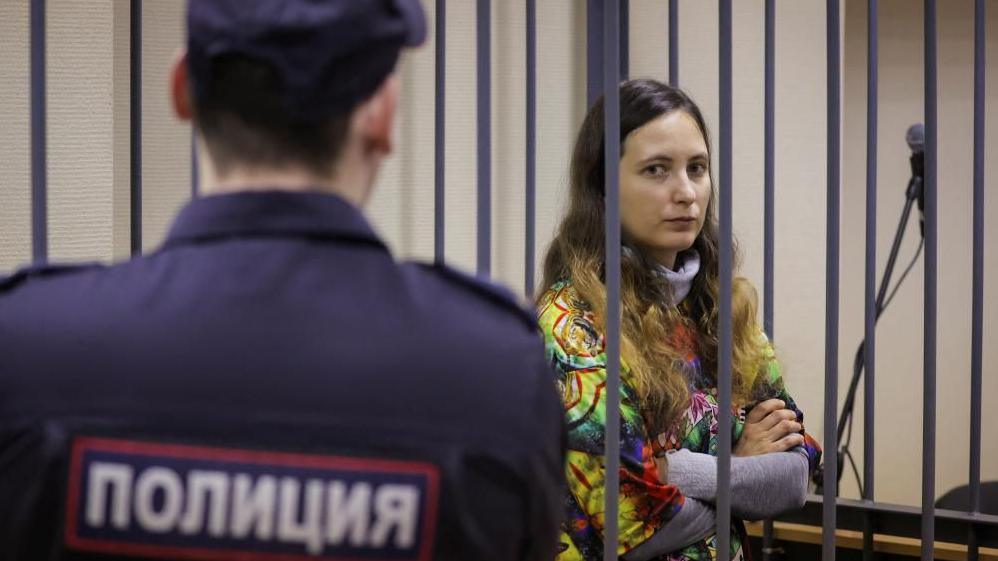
left=905, top=123, right=925, bottom=236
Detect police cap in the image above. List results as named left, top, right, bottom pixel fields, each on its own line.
left=186, top=0, right=427, bottom=120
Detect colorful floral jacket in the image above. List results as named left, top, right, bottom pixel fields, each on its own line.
left=537, top=280, right=822, bottom=561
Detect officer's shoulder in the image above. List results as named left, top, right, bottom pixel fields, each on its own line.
left=0, top=261, right=105, bottom=295
left=409, top=262, right=537, bottom=332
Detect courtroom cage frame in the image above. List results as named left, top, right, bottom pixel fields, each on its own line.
left=9, top=1, right=996, bottom=560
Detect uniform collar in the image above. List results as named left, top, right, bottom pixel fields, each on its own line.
left=163, top=190, right=388, bottom=252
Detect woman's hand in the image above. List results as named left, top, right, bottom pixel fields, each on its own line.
left=733, top=398, right=804, bottom=457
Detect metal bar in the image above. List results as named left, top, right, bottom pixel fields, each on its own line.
left=922, top=1, right=937, bottom=559
left=583, top=0, right=629, bottom=89
left=798, top=494, right=998, bottom=528
left=476, top=0, right=491, bottom=276
left=619, top=0, right=628, bottom=80
left=668, top=0, right=678, bottom=86
left=824, top=0, right=841, bottom=559
left=434, top=0, right=445, bottom=264
left=587, top=0, right=603, bottom=106
left=863, top=0, right=878, bottom=502
left=602, top=1, right=621, bottom=559
left=762, top=520, right=775, bottom=561
left=763, top=0, right=775, bottom=345
left=30, top=0, right=47, bottom=264
left=862, top=514, right=875, bottom=561
left=762, top=1, right=776, bottom=554
left=525, top=0, right=536, bottom=296
left=130, top=0, right=142, bottom=255
left=969, top=0, right=985, bottom=553
left=782, top=496, right=998, bottom=551
left=863, top=3, right=878, bottom=559
left=717, top=1, right=733, bottom=560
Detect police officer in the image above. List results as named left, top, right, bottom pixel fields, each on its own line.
left=0, top=2, right=565, bottom=560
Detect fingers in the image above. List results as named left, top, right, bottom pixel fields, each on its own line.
left=770, top=432, right=806, bottom=452
left=745, top=398, right=785, bottom=424
left=757, top=407, right=797, bottom=431
left=766, top=417, right=803, bottom=440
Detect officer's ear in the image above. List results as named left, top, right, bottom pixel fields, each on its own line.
left=171, top=50, right=194, bottom=122
left=354, top=74, right=399, bottom=156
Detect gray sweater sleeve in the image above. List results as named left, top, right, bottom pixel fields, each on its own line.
left=665, top=448, right=810, bottom=521
left=621, top=498, right=717, bottom=561
left=622, top=450, right=809, bottom=560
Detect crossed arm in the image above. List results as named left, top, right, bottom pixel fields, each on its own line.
left=624, top=399, right=815, bottom=560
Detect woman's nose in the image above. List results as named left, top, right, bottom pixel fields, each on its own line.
left=672, top=174, right=697, bottom=204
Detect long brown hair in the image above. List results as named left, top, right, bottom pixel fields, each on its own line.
left=540, top=79, right=768, bottom=434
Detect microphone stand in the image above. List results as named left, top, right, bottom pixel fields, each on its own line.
left=813, top=167, right=923, bottom=495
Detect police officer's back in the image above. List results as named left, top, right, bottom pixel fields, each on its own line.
left=0, top=2, right=565, bottom=560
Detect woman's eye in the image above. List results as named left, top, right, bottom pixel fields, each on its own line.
left=689, top=163, right=707, bottom=176
left=644, top=164, right=667, bottom=177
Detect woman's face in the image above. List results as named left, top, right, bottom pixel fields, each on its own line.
left=619, top=109, right=711, bottom=270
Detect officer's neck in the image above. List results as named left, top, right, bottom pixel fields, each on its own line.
left=199, top=161, right=373, bottom=207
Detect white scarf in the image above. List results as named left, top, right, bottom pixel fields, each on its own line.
left=652, top=249, right=700, bottom=304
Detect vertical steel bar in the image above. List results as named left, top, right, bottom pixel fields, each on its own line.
left=619, top=0, right=628, bottom=80
left=434, top=0, right=446, bottom=264
left=525, top=0, right=536, bottom=296
left=130, top=0, right=142, bottom=255
left=921, top=1, right=937, bottom=559
left=717, top=1, right=733, bottom=560
left=824, top=0, right=841, bottom=559
left=587, top=0, right=603, bottom=106
left=476, top=0, right=491, bottom=276
left=668, top=0, right=678, bottom=86
left=762, top=2, right=776, bottom=555
left=762, top=520, right=774, bottom=561
left=30, top=0, right=47, bottom=264
left=863, top=3, right=878, bottom=559
left=763, top=0, right=775, bottom=348
left=602, top=1, right=621, bottom=560
left=969, top=2, right=985, bottom=560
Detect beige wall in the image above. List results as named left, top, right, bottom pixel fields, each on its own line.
left=0, top=0, right=31, bottom=270
left=367, top=0, right=587, bottom=292
left=0, top=0, right=186, bottom=263
left=0, top=0, right=994, bottom=507
left=47, top=0, right=119, bottom=262
left=840, top=0, right=998, bottom=505
left=139, top=0, right=189, bottom=254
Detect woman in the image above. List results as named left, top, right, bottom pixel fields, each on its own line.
left=537, top=79, right=822, bottom=560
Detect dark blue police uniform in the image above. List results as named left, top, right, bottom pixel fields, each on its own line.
left=0, top=2, right=565, bottom=560
left=0, top=191, right=565, bottom=561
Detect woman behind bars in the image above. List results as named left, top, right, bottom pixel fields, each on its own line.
left=536, top=79, right=822, bottom=561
